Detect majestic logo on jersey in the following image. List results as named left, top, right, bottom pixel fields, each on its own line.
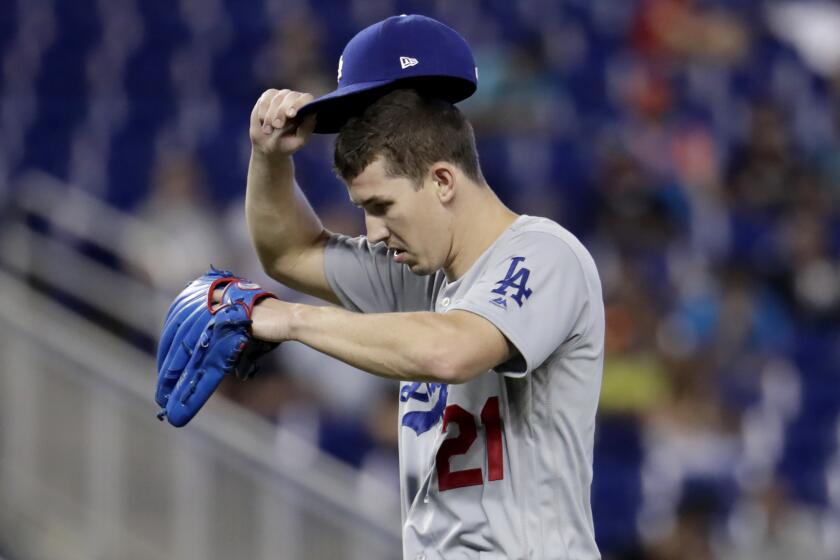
left=400, top=382, right=448, bottom=435
left=490, top=256, right=532, bottom=308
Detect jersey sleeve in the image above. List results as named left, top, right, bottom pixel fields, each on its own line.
left=448, top=231, right=594, bottom=377
left=324, top=233, right=436, bottom=313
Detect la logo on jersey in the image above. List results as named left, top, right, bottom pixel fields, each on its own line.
left=490, top=256, right=532, bottom=309
left=400, top=56, right=419, bottom=69
left=400, top=382, right=448, bottom=435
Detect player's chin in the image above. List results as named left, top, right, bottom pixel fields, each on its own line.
left=407, top=260, right=433, bottom=276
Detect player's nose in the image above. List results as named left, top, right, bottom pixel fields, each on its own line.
left=365, top=214, right=389, bottom=244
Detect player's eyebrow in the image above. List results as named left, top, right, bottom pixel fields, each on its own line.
left=352, top=196, right=392, bottom=208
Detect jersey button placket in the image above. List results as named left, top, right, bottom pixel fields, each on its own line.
left=440, top=296, right=450, bottom=308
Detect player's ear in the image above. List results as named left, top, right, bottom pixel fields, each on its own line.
left=430, top=164, right=455, bottom=203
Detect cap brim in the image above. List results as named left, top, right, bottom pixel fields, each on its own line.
left=299, top=75, right=477, bottom=134
left=298, top=79, right=394, bottom=134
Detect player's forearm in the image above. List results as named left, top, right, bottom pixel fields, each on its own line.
left=245, top=151, right=326, bottom=275
left=265, top=300, right=466, bottom=383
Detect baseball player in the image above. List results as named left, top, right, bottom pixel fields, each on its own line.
left=241, top=14, right=604, bottom=559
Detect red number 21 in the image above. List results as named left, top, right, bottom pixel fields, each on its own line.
left=436, top=397, right=504, bottom=491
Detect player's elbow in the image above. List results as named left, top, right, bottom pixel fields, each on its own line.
left=421, top=317, right=502, bottom=384
left=255, top=250, right=295, bottom=283
left=257, top=245, right=313, bottom=288
left=423, top=346, right=483, bottom=384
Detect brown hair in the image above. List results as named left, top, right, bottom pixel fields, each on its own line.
left=333, top=88, right=483, bottom=187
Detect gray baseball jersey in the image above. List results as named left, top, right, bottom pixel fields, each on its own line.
left=324, top=215, right=604, bottom=560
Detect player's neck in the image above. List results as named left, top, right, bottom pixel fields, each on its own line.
left=444, top=191, right=518, bottom=281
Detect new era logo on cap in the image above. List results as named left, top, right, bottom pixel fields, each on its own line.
left=400, top=56, right=419, bottom=69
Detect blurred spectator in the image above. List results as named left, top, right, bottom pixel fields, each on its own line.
left=645, top=484, right=724, bottom=560
left=639, top=356, right=742, bottom=545
left=599, top=264, right=668, bottom=415
left=813, top=72, right=840, bottom=195
left=120, top=150, right=228, bottom=293
left=468, top=40, right=571, bottom=135
left=726, top=103, right=798, bottom=219
left=253, top=7, right=333, bottom=97
left=632, top=0, right=750, bottom=65
left=721, top=481, right=831, bottom=560
left=217, top=356, right=312, bottom=423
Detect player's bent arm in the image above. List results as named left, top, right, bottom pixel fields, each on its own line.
left=245, top=151, right=341, bottom=305
left=246, top=88, right=341, bottom=305
left=252, top=300, right=515, bottom=383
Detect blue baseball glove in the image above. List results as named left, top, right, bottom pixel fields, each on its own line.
left=155, top=267, right=278, bottom=427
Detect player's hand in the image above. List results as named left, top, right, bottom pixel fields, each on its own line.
left=250, top=89, right=316, bottom=157
left=211, top=286, right=291, bottom=343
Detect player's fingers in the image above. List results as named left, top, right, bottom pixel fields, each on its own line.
left=255, top=89, right=290, bottom=134
left=251, top=89, right=278, bottom=127
left=267, top=91, right=303, bottom=131
left=210, top=286, right=226, bottom=310
left=284, top=92, right=314, bottom=120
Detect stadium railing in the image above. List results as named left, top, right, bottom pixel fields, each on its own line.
left=0, top=174, right=402, bottom=560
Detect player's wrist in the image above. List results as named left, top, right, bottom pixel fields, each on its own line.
left=281, top=301, right=308, bottom=343
left=250, top=147, right=294, bottom=171
left=250, top=298, right=297, bottom=343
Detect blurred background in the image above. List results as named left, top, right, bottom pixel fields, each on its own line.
left=1, top=0, right=840, bottom=559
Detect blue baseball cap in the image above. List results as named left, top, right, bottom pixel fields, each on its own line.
left=299, top=14, right=478, bottom=134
